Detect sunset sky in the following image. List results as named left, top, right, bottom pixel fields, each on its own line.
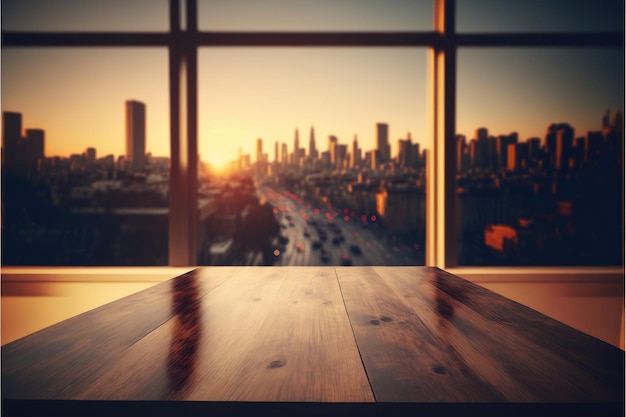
left=1, top=0, right=623, bottom=165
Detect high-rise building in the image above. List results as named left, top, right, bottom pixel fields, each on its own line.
left=2, top=111, right=22, bottom=174
left=474, top=127, right=489, bottom=169
left=527, top=137, right=541, bottom=162
left=456, top=134, right=467, bottom=172
left=85, top=147, right=97, bottom=163
left=556, top=124, right=574, bottom=170
left=350, top=135, right=361, bottom=168
left=125, top=100, right=146, bottom=170
left=496, top=133, right=518, bottom=169
left=585, top=131, right=603, bottom=162
left=376, top=123, right=390, bottom=162
left=281, top=143, right=288, bottom=165
left=336, top=144, right=348, bottom=168
left=328, top=135, right=338, bottom=166
left=256, top=138, right=263, bottom=164
left=398, top=132, right=415, bottom=168
left=293, top=128, right=300, bottom=165
left=545, top=124, right=558, bottom=169
left=309, top=126, right=317, bottom=160
left=24, top=129, right=45, bottom=170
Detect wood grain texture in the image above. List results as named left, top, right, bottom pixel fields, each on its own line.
left=2, top=266, right=623, bottom=416
left=336, top=266, right=624, bottom=403
left=1, top=267, right=241, bottom=399
left=73, top=267, right=373, bottom=403
left=197, top=266, right=372, bottom=402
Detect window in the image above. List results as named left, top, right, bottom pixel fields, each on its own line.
left=2, top=0, right=622, bottom=268
left=1, top=0, right=168, bottom=32
left=198, top=0, right=433, bottom=32
left=197, top=47, right=427, bottom=266
left=2, top=47, right=169, bottom=265
left=456, top=48, right=623, bottom=266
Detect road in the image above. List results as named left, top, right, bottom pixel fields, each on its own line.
left=259, top=186, right=423, bottom=266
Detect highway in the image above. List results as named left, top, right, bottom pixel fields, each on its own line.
left=259, top=186, right=423, bottom=267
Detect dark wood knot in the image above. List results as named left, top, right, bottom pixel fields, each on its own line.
left=268, top=360, right=286, bottom=369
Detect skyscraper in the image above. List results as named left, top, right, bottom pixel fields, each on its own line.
left=281, top=143, right=288, bottom=165
left=125, top=100, right=146, bottom=170
left=256, top=138, right=263, bottom=163
left=328, top=135, right=338, bottom=166
left=376, top=123, right=390, bottom=163
left=24, top=129, right=44, bottom=171
left=2, top=111, right=22, bottom=174
left=556, top=124, right=574, bottom=170
left=309, top=126, right=317, bottom=160
left=85, top=147, right=97, bottom=163
left=293, top=128, right=300, bottom=165
left=350, top=135, right=361, bottom=168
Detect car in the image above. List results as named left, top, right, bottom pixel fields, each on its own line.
left=349, top=244, right=362, bottom=255
left=321, top=246, right=330, bottom=262
left=341, top=253, right=352, bottom=266
left=312, top=240, right=322, bottom=250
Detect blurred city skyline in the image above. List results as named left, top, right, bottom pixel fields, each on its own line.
left=1, top=0, right=623, bottom=165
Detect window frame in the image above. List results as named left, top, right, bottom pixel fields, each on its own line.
left=2, top=0, right=622, bottom=268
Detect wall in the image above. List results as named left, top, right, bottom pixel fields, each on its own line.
left=451, top=267, right=625, bottom=349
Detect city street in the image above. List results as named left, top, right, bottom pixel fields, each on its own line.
left=259, top=187, right=422, bottom=266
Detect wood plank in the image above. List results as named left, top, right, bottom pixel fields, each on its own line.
left=194, top=266, right=373, bottom=402
left=336, top=266, right=506, bottom=402
left=74, top=267, right=373, bottom=404
left=372, top=266, right=624, bottom=402
left=1, top=267, right=241, bottom=399
left=336, top=267, right=624, bottom=403
left=73, top=266, right=289, bottom=400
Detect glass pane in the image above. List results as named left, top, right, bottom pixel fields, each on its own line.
left=456, top=47, right=624, bottom=266
left=2, top=0, right=168, bottom=32
left=198, top=48, right=427, bottom=266
left=199, top=0, right=433, bottom=32
left=457, top=0, right=623, bottom=33
left=2, top=48, right=170, bottom=265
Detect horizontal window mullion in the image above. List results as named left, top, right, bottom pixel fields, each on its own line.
left=193, top=32, right=442, bottom=47
left=4, top=31, right=621, bottom=49
left=455, top=32, right=622, bottom=47
left=1, top=32, right=172, bottom=47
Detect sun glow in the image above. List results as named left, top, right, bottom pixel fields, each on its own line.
left=206, top=156, right=230, bottom=174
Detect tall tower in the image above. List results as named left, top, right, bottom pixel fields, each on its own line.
left=281, top=142, right=288, bottom=165
left=309, top=126, right=317, bottom=160
left=256, top=138, right=263, bottom=163
left=125, top=100, right=146, bottom=170
left=24, top=129, right=45, bottom=171
left=293, top=128, right=300, bottom=165
left=2, top=112, right=23, bottom=175
left=376, top=123, right=390, bottom=163
left=328, top=135, right=338, bottom=165
left=475, top=127, right=488, bottom=169
left=556, top=123, right=574, bottom=171
left=351, top=135, right=360, bottom=168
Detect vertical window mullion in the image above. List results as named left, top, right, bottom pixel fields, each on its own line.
left=169, top=0, right=198, bottom=266
left=427, top=0, right=457, bottom=267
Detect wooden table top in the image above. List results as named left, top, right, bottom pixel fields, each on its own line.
left=2, top=267, right=624, bottom=416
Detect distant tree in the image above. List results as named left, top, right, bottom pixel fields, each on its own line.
left=236, top=202, right=280, bottom=264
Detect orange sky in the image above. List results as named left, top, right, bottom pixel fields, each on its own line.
left=1, top=1, right=622, bottom=165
